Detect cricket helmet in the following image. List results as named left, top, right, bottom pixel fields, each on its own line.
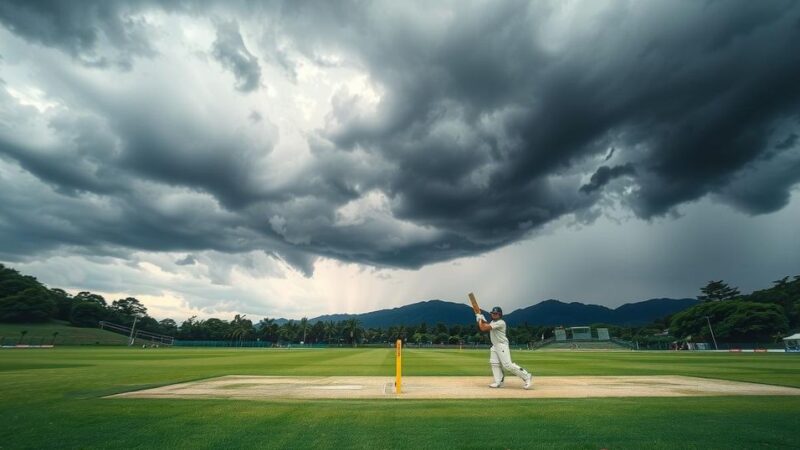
left=490, top=306, right=503, bottom=317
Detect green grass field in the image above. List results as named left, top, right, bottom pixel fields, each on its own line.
left=1, top=347, right=799, bottom=449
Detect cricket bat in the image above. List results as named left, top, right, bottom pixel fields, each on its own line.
left=468, top=292, right=482, bottom=315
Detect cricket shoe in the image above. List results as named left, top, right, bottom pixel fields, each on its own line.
left=488, top=381, right=504, bottom=388
left=523, top=374, right=533, bottom=390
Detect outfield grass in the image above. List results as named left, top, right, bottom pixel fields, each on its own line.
left=1, top=347, right=799, bottom=449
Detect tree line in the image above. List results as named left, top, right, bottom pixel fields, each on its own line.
left=1, top=263, right=797, bottom=345
left=668, top=277, right=799, bottom=343
left=176, top=314, right=561, bottom=346
left=0, top=263, right=552, bottom=344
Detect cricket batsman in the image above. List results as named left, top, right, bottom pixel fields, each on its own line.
left=476, top=306, right=533, bottom=389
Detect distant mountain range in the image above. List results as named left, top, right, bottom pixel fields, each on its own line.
left=296, top=298, right=699, bottom=328
left=503, top=298, right=699, bottom=326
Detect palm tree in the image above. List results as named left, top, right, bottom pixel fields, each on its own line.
left=258, top=318, right=277, bottom=343
left=228, top=314, right=253, bottom=346
left=300, top=317, right=309, bottom=345
left=364, top=328, right=380, bottom=344
left=228, top=327, right=247, bottom=345
left=309, top=321, right=325, bottom=343
left=345, top=318, right=361, bottom=347
left=51, top=331, right=59, bottom=345
left=398, top=325, right=407, bottom=342
left=281, top=320, right=300, bottom=344
left=19, top=330, right=27, bottom=345
left=323, top=321, right=337, bottom=344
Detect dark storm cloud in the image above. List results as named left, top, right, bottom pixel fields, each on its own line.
left=1, top=1, right=799, bottom=275
left=0, top=104, right=125, bottom=196
left=211, top=20, right=262, bottom=92
left=0, top=0, right=155, bottom=69
left=299, top=1, right=800, bottom=255
left=579, top=164, right=636, bottom=195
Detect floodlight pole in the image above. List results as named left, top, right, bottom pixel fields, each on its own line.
left=129, top=316, right=138, bottom=346
left=704, top=316, right=718, bottom=350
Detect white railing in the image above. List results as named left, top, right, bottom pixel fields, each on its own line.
left=99, top=321, right=174, bottom=346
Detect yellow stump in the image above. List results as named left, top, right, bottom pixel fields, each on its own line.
left=395, top=339, right=402, bottom=394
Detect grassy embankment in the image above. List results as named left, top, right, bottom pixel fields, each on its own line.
left=0, top=322, right=129, bottom=346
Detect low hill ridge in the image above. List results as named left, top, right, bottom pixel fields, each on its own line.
left=306, top=298, right=698, bottom=328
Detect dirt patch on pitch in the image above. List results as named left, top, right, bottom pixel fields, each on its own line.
left=109, top=376, right=800, bottom=400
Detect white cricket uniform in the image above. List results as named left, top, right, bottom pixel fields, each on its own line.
left=489, top=319, right=530, bottom=384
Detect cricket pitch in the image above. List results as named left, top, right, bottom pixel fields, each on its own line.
left=109, top=375, right=800, bottom=400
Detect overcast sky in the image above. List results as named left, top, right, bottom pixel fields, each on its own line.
left=1, top=1, right=799, bottom=321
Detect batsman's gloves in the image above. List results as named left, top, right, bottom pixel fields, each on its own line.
left=476, top=313, right=485, bottom=322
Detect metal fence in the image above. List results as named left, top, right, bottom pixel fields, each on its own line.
left=633, top=340, right=786, bottom=351
left=99, top=321, right=174, bottom=346
left=173, top=340, right=274, bottom=347
left=170, top=341, right=496, bottom=349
